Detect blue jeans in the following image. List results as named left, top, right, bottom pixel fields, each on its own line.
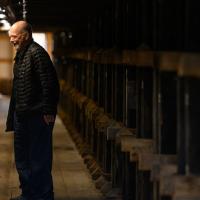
left=14, top=113, right=55, bottom=200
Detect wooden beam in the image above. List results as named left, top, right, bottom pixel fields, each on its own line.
left=159, top=164, right=177, bottom=196
left=120, top=136, right=153, bottom=162
left=157, top=174, right=200, bottom=198
left=129, top=139, right=153, bottom=162
left=172, top=176, right=200, bottom=199
left=151, top=157, right=177, bottom=182
left=138, top=154, right=177, bottom=171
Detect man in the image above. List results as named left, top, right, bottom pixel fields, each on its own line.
left=6, top=21, right=60, bottom=200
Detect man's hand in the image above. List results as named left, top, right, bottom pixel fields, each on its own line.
left=43, top=115, right=55, bottom=125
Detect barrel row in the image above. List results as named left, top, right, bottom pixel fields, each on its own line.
left=55, top=50, right=200, bottom=200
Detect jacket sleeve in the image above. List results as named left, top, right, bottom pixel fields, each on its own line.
left=32, top=47, right=60, bottom=115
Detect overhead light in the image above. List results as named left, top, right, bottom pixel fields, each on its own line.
left=0, top=13, right=6, bottom=19
left=0, top=7, right=5, bottom=12
left=0, top=6, right=10, bottom=31
left=0, top=19, right=10, bottom=31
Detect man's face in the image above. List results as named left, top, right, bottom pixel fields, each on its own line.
left=8, top=29, right=27, bottom=51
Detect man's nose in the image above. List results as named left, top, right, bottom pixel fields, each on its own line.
left=10, top=37, right=14, bottom=43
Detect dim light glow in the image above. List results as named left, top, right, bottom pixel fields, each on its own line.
left=0, top=20, right=10, bottom=31
left=0, top=7, right=10, bottom=31
left=32, top=33, right=47, bottom=50
left=0, top=13, right=6, bottom=19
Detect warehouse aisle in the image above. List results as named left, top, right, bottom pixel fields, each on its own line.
left=0, top=94, right=104, bottom=200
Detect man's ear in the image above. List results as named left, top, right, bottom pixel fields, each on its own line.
left=24, top=32, right=29, bottom=40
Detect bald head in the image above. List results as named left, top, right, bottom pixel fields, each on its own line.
left=9, top=20, right=32, bottom=35
left=8, top=20, right=33, bottom=51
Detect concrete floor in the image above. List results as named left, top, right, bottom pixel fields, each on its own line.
left=0, top=94, right=104, bottom=200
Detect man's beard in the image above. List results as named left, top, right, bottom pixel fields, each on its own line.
left=13, top=44, right=20, bottom=51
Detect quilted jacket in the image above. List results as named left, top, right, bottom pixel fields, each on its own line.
left=6, top=40, right=60, bottom=132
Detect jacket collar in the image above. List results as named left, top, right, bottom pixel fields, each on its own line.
left=14, top=39, right=34, bottom=61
